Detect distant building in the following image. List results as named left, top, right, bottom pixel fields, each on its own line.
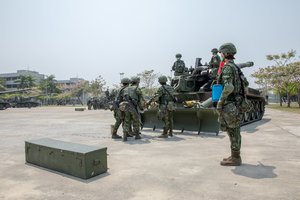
left=56, top=78, right=85, bottom=87
left=0, top=70, right=45, bottom=90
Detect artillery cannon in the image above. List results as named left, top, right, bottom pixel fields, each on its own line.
left=142, top=60, right=265, bottom=135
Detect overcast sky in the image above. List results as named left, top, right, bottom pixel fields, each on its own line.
left=1, top=0, right=300, bottom=87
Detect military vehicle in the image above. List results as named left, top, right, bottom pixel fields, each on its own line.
left=142, top=60, right=265, bottom=135
left=0, top=89, right=32, bottom=110
left=0, top=99, right=11, bottom=110
left=11, top=96, right=40, bottom=108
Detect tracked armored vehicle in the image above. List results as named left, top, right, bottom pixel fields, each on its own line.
left=142, top=60, right=265, bottom=135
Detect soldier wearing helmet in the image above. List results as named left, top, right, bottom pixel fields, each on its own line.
left=121, top=76, right=145, bottom=141
left=147, top=75, right=176, bottom=138
left=216, top=43, right=245, bottom=166
left=172, top=53, right=186, bottom=76
left=110, top=77, right=131, bottom=139
left=209, top=48, right=221, bottom=78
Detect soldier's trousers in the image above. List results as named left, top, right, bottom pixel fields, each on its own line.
left=123, top=111, right=140, bottom=134
left=226, top=126, right=241, bottom=151
left=158, top=107, right=174, bottom=133
left=162, top=110, right=174, bottom=133
left=218, top=102, right=241, bottom=151
left=113, top=110, right=124, bottom=133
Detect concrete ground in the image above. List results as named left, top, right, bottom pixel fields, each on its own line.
left=0, top=107, right=299, bottom=200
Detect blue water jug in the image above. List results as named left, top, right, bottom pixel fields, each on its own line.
left=212, top=84, right=223, bottom=102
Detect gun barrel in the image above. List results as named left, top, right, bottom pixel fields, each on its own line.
left=236, top=61, right=254, bottom=69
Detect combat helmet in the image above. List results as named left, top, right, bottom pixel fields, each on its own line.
left=158, top=75, right=168, bottom=84
left=218, top=43, right=237, bottom=55
left=211, top=48, right=218, bottom=53
left=175, top=53, right=182, bottom=58
left=121, top=77, right=130, bottom=85
left=131, top=76, right=140, bottom=84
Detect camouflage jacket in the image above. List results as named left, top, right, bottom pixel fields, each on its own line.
left=209, top=55, right=221, bottom=69
left=151, top=84, right=175, bottom=105
left=172, top=60, right=186, bottom=74
left=123, top=85, right=145, bottom=109
left=218, top=60, right=242, bottom=102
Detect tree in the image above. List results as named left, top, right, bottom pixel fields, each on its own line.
left=266, top=50, right=296, bottom=66
left=0, top=78, right=6, bottom=91
left=137, top=70, right=160, bottom=97
left=15, top=75, right=36, bottom=89
left=252, top=50, right=300, bottom=107
left=39, top=75, right=60, bottom=95
left=90, top=75, right=106, bottom=97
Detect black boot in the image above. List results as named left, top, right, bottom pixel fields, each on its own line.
left=111, top=125, right=122, bottom=139
left=158, top=128, right=168, bottom=138
left=135, top=132, right=141, bottom=140
left=123, top=132, right=128, bottom=142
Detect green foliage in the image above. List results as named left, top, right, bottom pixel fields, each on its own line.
left=39, top=75, right=60, bottom=94
left=252, top=49, right=300, bottom=107
left=90, top=75, right=106, bottom=97
left=137, top=70, right=160, bottom=97
left=14, top=75, right=36, bottom=89
left=266, top=49, right=296, bottom=66
left=0, top=78, right=5, bottom=91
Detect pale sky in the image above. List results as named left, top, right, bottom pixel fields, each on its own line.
left=1, top=0, right=300, bottom=87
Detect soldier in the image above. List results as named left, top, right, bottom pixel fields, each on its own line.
left=87, top=98, right=92, bottom=110
left=217, top=43, right=247, bottom=166
left=147, top=75, right=176, bottom=138
left=121, top=76, right=144, bottom=141
left=209, top=48, right=221, bottom=79
left=172, top=53, right=186, bottom=76
left=111, top=77, right=131, bottom=139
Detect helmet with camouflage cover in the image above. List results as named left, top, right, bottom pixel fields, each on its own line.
left=131, top=76, right=140, bottom=83
left=158, top=75, right=168, bottom=84
left=121, top=77, right=130, bottom=84
left=218, top=43, right=237, bottom=55
left=211, top=48, right=218, bottom=53
left=175, top=53, right=182, bottom=58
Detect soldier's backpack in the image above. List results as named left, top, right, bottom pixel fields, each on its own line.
left=232, top=63, right=252, bottom=113
left=175, top=60, right=185, bottom=73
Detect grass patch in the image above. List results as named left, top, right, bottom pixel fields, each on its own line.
left=267, top=102, right=300, bottom=114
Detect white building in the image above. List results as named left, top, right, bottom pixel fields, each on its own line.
left=0, top=70, right=45, bottom=90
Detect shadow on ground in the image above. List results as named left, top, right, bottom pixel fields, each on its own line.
left=242, top=118, right=272, bottom=134
left=25, top=163, right=110, bottom=183
left=232, top=162, right=277, bottom=179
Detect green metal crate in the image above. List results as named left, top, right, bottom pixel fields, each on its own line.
left=25, top=138, right=107, bottom=179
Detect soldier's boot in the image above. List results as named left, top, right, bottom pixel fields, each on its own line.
left=111, top=125, right=122, bottom=139
left=220, top=150, right=242, bottom=166
left=127, top=132, right=133, bottom=137
left=168, top=130, right=173, bottom=137
left=123, top=132, right=128, bottom=142
left=158, top=128, right=168, bottom=138
left=135, top=133, right=141, bottom=140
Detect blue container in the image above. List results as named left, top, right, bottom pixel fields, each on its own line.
left=212, top=84, right=223, bottom=102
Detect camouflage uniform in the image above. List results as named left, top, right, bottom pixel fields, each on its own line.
left=217, top=43, right=244, bottom=166
left=149, top=76, right=175, bottom=138
left=111, top=77, right=130, bottom=139
left=122, top=79, right=144, bottom=141
left=172, top=54, right=186, bottom=76
left=209, top=48, right=221, bottom=79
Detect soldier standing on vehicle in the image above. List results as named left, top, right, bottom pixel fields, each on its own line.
left=121, top=76, right=144, bottom=141
left=147, top=75, right=176, bottom=138
left=172, top=53, right=186, bottom=76
left=111, top=77, right=131, bottom=139
left=217, top=43, right=246, bottom=166
left=209, top=48, right=221, bottom=79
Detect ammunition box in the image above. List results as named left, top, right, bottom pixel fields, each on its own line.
left=25, top=138, right=107, bottom=179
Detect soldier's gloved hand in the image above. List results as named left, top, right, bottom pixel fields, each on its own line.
left=216, top=100, right=223, bottom=113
